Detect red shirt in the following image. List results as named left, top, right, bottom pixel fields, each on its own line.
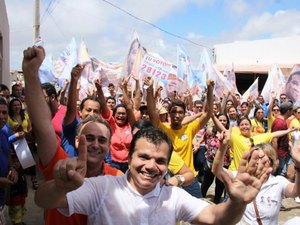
left=39, top=139, right=122, bottom=225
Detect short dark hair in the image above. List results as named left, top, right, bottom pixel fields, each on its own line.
left=129, top=127, right=173, bottom=163
left=41, top=83, right=58, bottom=99
left=11, top=83, right=21, bottom=91
left=76, top=114, right=112, bottom=141
left=237, top=115, right=251, bottom=126
left=80, top=96, right=101, bottom=111
left=193, top=100, right=203, bottom=106
left=132, top=119, right=153, bottom=132
left=108, top=83, right=115, bottom=88
left=106, top=96, right=116, bottom=103
left=0, top=84, right=9, bottom=92
left=170, top=99, right=186, bottom=113
left=0, top=96, right=7, bottom=106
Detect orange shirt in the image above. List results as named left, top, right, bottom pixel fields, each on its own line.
left=39, top=137, right=122, bottom=225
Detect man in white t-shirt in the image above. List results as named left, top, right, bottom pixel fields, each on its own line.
left=34, top=124, right=273, bottom=225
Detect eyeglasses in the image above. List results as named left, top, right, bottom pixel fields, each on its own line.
left=273, top=109, right=279, bottom=112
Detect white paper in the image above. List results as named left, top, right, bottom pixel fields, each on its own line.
left=13, top=138, right=36, bottom=169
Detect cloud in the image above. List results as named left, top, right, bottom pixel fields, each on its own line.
left=5, top=0, right=300, bottom=71
left=236, top=9, right=300, bottom=39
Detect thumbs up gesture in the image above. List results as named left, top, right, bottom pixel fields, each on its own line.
left=53, top=135, right=87, bottom=191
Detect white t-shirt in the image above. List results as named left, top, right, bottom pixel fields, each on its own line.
left=237, top=175, right=290, bottom=225
left=60, top=174, right=209, bottom=225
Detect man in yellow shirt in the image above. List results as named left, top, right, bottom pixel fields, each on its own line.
left=146, top=77, right=214, bottom=197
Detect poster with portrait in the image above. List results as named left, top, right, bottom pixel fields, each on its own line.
left=285, top=66, right=300, bottom=102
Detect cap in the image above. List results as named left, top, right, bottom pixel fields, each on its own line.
left=280, top=101, right=293, bottom=114
left=159, top=107, right=168, bottom=115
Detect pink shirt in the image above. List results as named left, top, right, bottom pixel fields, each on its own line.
left=51, top=105, right=67, bottom=143
left=104, top=110, right=132, bottom=162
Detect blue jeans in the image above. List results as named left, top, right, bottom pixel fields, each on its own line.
left=276, top=155, right=291, bottom=177
left=182, top=178, right=202, bottom=198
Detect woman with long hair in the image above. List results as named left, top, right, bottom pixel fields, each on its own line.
left=201, top=113, right=231, bottom=203
left=212, top=115, right=295, bottom=172
left=7, top=98, right=33, bottom=225
left=251, top=107, right=265, bottom=135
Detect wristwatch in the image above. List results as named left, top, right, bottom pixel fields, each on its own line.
left=174, top=175, right=185, bottom=186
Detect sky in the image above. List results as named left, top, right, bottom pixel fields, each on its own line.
left=5, top=0, right=300, bottom=70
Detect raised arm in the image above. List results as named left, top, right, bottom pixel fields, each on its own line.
left=22, top=46, right=56, bottom=167
left=145, top=77, right=160, bottom=127
left=272, top=127, right=296, bottom=138
left=94, top=79, right=110, bottom=118
left=267, top=92, right=276, bottom=119
left=63, top=65, right=84, bottom=126
left=133, top=76, right=142, bottom=111
left=59, top=79, right=70, bottom=106
left=197, top=80, right=214, bottom=130
left=194, top=148, right=272, bottom=225
left=35, top=135, right=87, bottom=209
left=119, top=76, right=136, bottom=126
left=182, top=112, right=203, bottom=125
left=211, top=130, right=232, bottom=181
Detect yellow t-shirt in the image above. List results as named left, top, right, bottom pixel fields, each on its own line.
left=229, top=132, right=273, bottom=171
left=267, top=116, right=275, bottom=132
left=168, top=151, right=185, bottom=175
left=159, top=119, right=202, bottom=176
left=288, top=118, right=300, bottom=140
left=8, top=113, right=30, bottom=133
left=251, top=118, right=265, bottom=135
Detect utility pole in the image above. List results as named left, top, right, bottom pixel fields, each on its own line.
left=33, top=0, right=40, bottom=44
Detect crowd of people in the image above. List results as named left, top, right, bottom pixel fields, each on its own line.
left=0, top=45, right=300, bottom=225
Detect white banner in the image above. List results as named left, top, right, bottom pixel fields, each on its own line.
left=140, top=53, right=173, bottom=81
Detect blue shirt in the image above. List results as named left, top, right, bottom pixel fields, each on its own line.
left=0, top=124, right=17, bottom=206
left=61, top=118, right=79, bottom=157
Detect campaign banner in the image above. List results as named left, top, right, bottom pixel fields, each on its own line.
left=140, top=53, right=173, bottom=82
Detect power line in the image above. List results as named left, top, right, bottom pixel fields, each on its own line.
left=101, top=0, right=212, bottom=50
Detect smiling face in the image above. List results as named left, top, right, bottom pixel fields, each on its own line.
left=80, top=99, right=101, bottom=119
left=11, top=99, right=22, bottom=114
left=238, top=118, right=252, bottom=137
left=272, top=106, right=280, bottom=117
left=286, top=73, right=300, bottom=102
left=128, top=137, right=169, bottom=195
left=114, top=106, right=127, bottom=126
left=76, top=121, right=109, bottom=167
left=228, top=107, right=237, bottom=120
left=218, top=115, right=228, bottom=127
left=169, top=106, right=185, bottom=129
left=241, top=103, right=248, bottom=114
left=255, top=108, right=264, bottom=120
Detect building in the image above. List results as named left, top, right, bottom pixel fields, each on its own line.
left=213, top=36, right=300, bottom=93
left=0, top=0, right=10, bottom=86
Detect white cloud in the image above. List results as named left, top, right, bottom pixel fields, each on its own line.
left=236, top=9, right=300, bottom=39
left=4, top=0, right=300, bottom=71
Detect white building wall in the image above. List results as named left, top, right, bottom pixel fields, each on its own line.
left=0, top=0, right=10, bottom=86
left=214, top=36, right=300, bottom=67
